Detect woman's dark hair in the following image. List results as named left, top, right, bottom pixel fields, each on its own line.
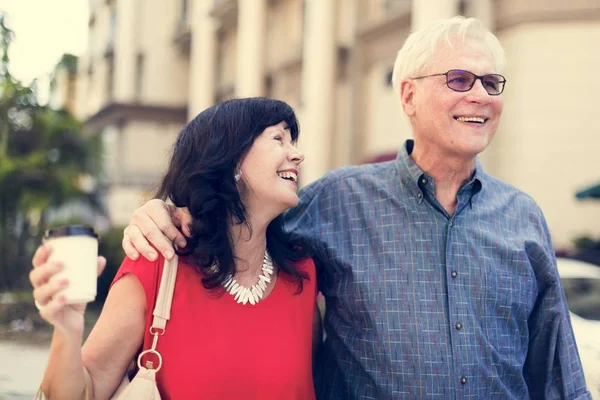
left=156, top=97, right=310, bottom=292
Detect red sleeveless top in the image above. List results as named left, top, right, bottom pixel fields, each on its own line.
left=113, top=254, right=317, bottom=400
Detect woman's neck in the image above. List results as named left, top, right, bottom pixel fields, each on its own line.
left=230, top=221, right=268, bottom=277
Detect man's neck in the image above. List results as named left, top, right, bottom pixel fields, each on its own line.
left=410, top=140, right=477, bottom=216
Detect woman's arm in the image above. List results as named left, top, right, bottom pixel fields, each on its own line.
left=38, top=275, right=146, bottom=399
left=30, top=245, right=97, bottom=399
left=81, top=275, right=147, bottom=399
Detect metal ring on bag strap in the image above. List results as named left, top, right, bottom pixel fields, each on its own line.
left=137, top=349, right=163, bottom=372
left=136, top=256, right=175, bottom=374
left=137, top=331, right=163, bottom=371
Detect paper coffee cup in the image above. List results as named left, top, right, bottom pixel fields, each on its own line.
left=45, top=225, right=99, bottom=304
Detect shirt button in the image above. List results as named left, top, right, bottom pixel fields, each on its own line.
left=451, top=271, right=458, bottom=278
left=460, top=376, right=467, bottom=384
left=455, top=322, right=462, bottom=330
left=417, top=192, right=423, bottom=199
left=421, top=178, right=427, bottom=184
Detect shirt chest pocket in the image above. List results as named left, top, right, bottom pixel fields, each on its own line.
left=478, top=256, right=536, bottom=353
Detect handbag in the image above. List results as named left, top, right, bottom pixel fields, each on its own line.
left=36, top=255, right=178, bottom=400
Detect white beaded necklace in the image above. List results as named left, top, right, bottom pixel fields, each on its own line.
left=222, top=250, right=274, bottom=305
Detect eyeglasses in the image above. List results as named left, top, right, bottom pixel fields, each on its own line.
left=411, top=69, right=506, bottom=95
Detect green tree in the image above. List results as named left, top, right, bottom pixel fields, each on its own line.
left=0, top=13, right=103, bottom=290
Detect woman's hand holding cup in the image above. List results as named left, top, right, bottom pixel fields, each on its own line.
left=29, top=226, right=106, bottom=338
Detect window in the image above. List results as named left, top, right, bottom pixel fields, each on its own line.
left=108, top=7, right=117, bottom=49
left=458, top=0, right=469, bottom=16
left=180, top=0, right=189, bottom=24
left=383, top=0, right=409, bottom=11
left=386, top=68, right=394, bottom=87
left=134, top=53, right=145, bottom=100
left=87, top=57, right=94, bottom=76
left=106, top=56, right=115, bottom=99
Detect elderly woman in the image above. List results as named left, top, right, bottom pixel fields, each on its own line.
left=31, top=97, right=320, bottom=399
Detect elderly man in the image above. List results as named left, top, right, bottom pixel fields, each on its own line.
left=120, top=17, right=590, bottom=399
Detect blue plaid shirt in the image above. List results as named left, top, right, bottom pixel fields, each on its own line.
left=283, top=140, right=590, bottom=400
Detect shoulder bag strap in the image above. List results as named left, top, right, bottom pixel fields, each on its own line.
left=136, top=255, right=178, bottom=372
left=151, top=255, right=178, bottom=332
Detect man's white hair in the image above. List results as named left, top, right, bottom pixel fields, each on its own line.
left=391, top=16, right=506, bottom=96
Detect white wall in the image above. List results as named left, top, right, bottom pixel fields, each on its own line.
left=491, top=21, right=600, bottom=246
left=120, top=120, right=180, bottom=177
left=363, top=60, right=411, bottom=161
left=137, top=0, right=190, bottom=106
left=106, top=186, right=148, bottom=226
left=105, top=120, right=181, bottom=225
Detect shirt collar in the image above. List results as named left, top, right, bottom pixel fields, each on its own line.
left=395, top=139, right=484, bottom=201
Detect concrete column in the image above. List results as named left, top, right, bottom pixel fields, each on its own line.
left=411, top=0, right=460, bottom=30
left=188, top=0, right=217, bottom=119
left=235, top=0, right=267, bottom=97
left=113, top=0, right=137, bottom=102
left=74, top=65, right=89, bottom=119
left=300, top=0, right=337, bottom=184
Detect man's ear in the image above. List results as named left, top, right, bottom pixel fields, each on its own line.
left=400, top=79, right=417, bottom=117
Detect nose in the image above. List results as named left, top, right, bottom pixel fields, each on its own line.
left=289, top=145, right=305, bottom=165
left=466, top=78, right=491, bottom=104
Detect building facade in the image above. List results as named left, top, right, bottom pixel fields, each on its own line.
left=49, top=54, right=79, bottom=113
left=74, top=0, right=600, bottom=246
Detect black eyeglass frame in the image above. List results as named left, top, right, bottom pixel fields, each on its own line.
left=411, top=69, right=507, bottom=96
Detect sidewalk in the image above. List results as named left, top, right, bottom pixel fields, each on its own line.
left=0, top=340, right=48, bottom=399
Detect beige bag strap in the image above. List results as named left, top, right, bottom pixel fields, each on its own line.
left=135, top=255, right=178, bottom=373
left=151, top=255, right=178, bottom=332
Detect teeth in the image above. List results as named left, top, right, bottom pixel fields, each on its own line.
left=455, top=116, right=486, bottom=123
left=277, top=171, right=297, bottom=182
